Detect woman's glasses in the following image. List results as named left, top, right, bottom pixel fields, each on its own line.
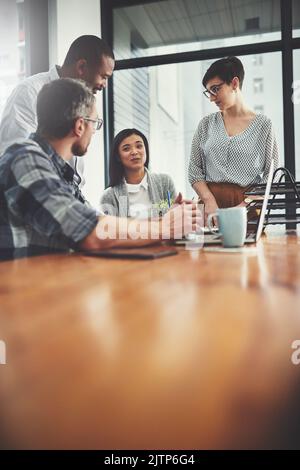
left=203, top=82, right=225, bottom=99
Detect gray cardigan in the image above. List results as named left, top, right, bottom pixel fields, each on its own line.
left=100, top=169, right=176, bottom=217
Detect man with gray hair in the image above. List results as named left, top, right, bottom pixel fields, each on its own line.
left=0, top=79, right=200, bottom=261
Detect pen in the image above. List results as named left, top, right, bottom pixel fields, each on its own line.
left=167, top=191, right=171, bottom=208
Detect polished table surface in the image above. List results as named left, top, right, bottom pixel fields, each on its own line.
left=1, top=233, right=300, bottom=449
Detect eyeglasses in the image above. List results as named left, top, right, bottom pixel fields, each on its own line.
left=203, top=82, right=225, bottom=99
left=83, top=117, right=103, bottom=130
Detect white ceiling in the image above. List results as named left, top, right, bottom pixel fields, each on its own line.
left=115, top=0, right=299, bottom=48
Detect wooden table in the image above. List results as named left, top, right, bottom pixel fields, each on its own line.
left=1, top=233, right=300, bottom=449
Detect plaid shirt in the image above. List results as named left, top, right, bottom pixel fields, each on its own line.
left=0, top=133, right=98, bottom=261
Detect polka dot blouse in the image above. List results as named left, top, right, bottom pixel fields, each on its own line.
left=188, top=112, right=279, bottom=187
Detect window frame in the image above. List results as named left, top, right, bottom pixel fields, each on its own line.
left=24, top=0, right=49, bottom=76
left=101, top=0, right=300, bottom=186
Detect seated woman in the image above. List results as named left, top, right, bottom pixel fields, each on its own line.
left=100, top=128, right=177, bottom=218
left=188, top=56, right=279, bottom=224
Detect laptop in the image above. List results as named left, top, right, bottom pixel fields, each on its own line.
left=176, top=159, right=274, bottom=247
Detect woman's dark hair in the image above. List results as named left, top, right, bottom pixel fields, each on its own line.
left=109, top=128, right=150, bottom=187
left=202, top=56, right=245, bottom=89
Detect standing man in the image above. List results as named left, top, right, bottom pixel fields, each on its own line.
left=0, top=35, right=114, bottom=186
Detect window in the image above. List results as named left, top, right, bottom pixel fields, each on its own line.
left=19, top=46, right=25, bottom=76
left=104, top=0, right=299, bottom=191
left=17, top=0, right=25, bottom=40
left=114, top=53, right=284, bottom=198
left=294, top=50, right=300, bottom=180
left=113, top=0, right=282, bottom=61
left=253, top=78, right=264, bottom=93
left=293, top=0, right=300, bottom=38
left=253, top=55, right=263, bottom=66
left=0, top=0, right=26, bottom=119
left=254, top=105, right=264, bottom=114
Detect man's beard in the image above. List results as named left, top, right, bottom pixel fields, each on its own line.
left=71, top=142, right=88, bottom=157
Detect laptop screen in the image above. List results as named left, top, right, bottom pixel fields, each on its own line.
left=254, top=159, right=274, bottom=242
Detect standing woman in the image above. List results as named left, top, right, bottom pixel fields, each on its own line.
left=100, top=128, right=177, bottom=218
left=188, top=56, right=279, bottom=224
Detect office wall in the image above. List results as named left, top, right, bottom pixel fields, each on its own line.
left=48, top=0, right=104, bottom=209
